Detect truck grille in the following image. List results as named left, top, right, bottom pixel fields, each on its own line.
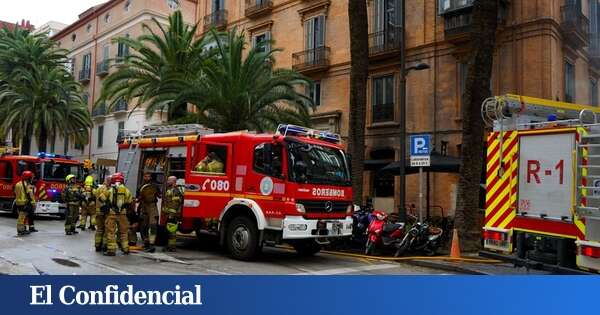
left=297, top=200, right=350, bottom=214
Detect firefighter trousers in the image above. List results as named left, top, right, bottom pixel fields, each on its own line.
left=94, top=213, right=107, bottom=249
left=79, top=204, right=96, bottom=228
left=16, top=206, right=27, bottom=233
left=105, top=213, right=129, bottom=254
left=140, top=203, right=158, bottom=246
left=64, top=203, right=79, bottom=233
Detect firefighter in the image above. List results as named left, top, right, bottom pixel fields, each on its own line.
left=15, top=171, right=36, bottom=236
left=101, top=172, right=133, bottom=256
left=194, top=152, right=224, bottom=173
left=162, top=176, right=183, bottom=252
left=94, top=176, right=111, bottom=252
left=137, top=172, right=161, bottom=253
left=79, top=175, right=97, bottom=231
left=61, top=174, right=82, bottom=235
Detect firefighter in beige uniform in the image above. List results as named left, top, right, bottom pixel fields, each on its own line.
left=15, top=171, right=36, bottom=236
left=94, top=176, right=111, bottom=252
left=162, top=176, right=183, bottom=252
left=100, top=173, right=133, bottom=256
left=137, top=173, right=161, bottom=253
left=78, top=176, right=97, bottom=231
left=61, top=174, right=82, bottom=235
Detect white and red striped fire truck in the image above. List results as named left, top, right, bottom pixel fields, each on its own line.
left=480, top=94, right=600, bottom=273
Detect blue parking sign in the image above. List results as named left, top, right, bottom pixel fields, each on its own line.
left=410, top=134, right=431, bottom=156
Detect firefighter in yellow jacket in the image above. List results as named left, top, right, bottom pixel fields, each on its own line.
left=137, top=172, right=161, bottom=253
left=162, top=176, right=183, bottom=252
left=61, top=174, right=82, bottom=235
left=100, top=172, right=133, bottom=256
left=79, top=175, right=97, bottom=231
left=94, top=176, right=111, bottom=252
left=15, top=171, right=36, bottom=236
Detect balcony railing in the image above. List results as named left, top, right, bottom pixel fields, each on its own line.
left=96, top=59, right=109, bottom=76
left=561, top=4, right=590, bottom=48
left=444, top=9, right=473, bottom=40
left=204, top=10, right=228, bottom=31
left=292, top=46, right=331, bottom=74
left=112, top=99, right=128, bottom=113
left=372, top=103, right=394, bottom=124
left=92, top=104, right=106, bottom=118
left=78, top=68, right=91, bottom=83
left=369, top=25, right=402, bottom=57
left=245, top=0, right=273, bottom=18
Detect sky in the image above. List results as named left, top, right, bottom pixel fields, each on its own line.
left=0, top=0, right=108, bottom=28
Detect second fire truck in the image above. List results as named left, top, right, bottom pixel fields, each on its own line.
left=117, top=124, right=353, bottom=260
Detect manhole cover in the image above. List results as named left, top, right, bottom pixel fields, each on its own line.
left=51, top=258, right=80, bottom=267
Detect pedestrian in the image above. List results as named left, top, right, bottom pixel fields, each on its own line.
left=79, top=175, right=97, bottom=231
left=61, top=174, right=82, bottom=235
left=15, top=171, right=36, bottom=236
left=94, top=176, right=111, bottom=252
left=101, top=172, right=133, bottom=256
left=137, top=172, right=161, bottom=253
left=162, top=176, right=183, bottom=252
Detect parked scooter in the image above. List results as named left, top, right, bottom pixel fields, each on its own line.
left=365, top=210, right=443, bottom=257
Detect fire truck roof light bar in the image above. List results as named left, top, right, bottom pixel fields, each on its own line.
left=37, top=152, right=72, bottom=159
left=276, top=124, right=341, bottom=144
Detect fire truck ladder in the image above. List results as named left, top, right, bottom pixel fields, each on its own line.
left=577, top=121, right=600, bottom=219
left=121, top=131, right=142, bottom=184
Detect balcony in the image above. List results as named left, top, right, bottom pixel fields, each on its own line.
left=204, top=10, right=228, bottom=31
left=78, top=68, right=91, bottom=83
left=443, top=7, right=474, bottom=44
left=91, top=104, right=106, bottom=118
left=372, top=103, right=394, bottom=124
left=292, top=46, right=330, bottom=74
left=245, top=0, right=273, bottom=18
left=369, top=25, right=402, bottom=59
left=561, top=4, right=590, bottom=48
left=96, top=59, right=109, bottom=76
left=112, top=99, right=128, bottom=114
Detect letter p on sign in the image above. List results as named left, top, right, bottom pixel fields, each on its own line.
left=410, top=135, right=431, bottom=156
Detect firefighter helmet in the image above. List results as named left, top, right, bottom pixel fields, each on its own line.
left=85, top=175, right=94, bottom=186
left=112, top=172, right=124, bottom=184
left=65, top=174, right=76, bottom=182
left=22, top=171, right=34, bottom=180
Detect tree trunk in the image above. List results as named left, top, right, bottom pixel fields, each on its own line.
left=347, top=0, right=369, bottom=205
left=454, top=0, right=499, bottom=251
left=20, top=125, right=32, bottom=155
left=38, top=122, right=48, bottom=153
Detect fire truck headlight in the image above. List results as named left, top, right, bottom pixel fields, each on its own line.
left=346, top=204, right=353, bottom=215
left=288, top=224, right=308, bottom=231
left=184, top=199, right=200, bottom=207
left=295, top=203, right=306, bottom=214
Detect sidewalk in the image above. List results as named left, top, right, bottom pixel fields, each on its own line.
left=404, top=253, right=550, bottom=275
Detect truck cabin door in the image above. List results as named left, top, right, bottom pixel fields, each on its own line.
left=0, top=160, right=15, bottom=198
left=247, top=142, right=286, bottom=202
left=186, top=141, right=233, bottom=219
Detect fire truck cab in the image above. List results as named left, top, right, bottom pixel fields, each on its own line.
left=0, top=153, right=84, bottom=217
left=117, top=124, right=353, bottom=260
left=481, top=94, right=600, bottom=273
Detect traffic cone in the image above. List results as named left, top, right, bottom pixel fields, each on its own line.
left=450, top=228, right=461, bottom=259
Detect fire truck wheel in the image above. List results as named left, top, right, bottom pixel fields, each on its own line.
left=292, top=240, right=322, bottom=256
left=226, top=216, right=259, bottom=261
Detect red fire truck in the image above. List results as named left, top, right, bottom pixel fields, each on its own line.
left=117, top=124, right=353, bottom=260
left=480, top=94, right=600, bottom=273
left=0, top=153, right=84, bottom=218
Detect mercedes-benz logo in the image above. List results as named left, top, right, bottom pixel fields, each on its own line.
left=325, top=201, right=333, bottom=213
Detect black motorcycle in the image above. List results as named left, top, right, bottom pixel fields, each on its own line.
left=393, top=221, right=443, bottom=257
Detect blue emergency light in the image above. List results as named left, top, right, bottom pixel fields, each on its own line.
left=37, top=152, right=72, bottom=159
left=276, top=124, right=341, bottom=144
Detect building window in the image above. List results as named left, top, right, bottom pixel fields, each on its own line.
left=438, top=0, right=474, bottom=14
left=117, top=34, right=130, bottom=61
left=97, top=125, right=104, bottom=148
left=211, top=0, right=224, bottom=12
left=373, top=0, right=401, bottom=32
left=372, top=75, right=395, bottom=123
left=168, top=0, right=180, bottom=10
left=565, top=61, right=576, bottom=103
left=65, top=58, right=75, bottom=74
left=82, top=93, right=89, bottom=105
left=306, top=81, right=321, bottom=106
left=82, top=53, right=91, bottom=72
left=125, top=0, right=132, bottom=11
left=74, top=142, right=83, bottom=151
left=304, top=15, right=326, bottom=51
left=104, top=13, right=111, bottom=24
left=252, top=32, right=271, bottom=53
left=591, top=78, right=598, bottom=106
left=71, top=33, right=76, bottom=42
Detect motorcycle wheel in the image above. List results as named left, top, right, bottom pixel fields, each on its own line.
left=365, top=240, right=374, bottom=256
left=394, top=242, right=409, bottom=257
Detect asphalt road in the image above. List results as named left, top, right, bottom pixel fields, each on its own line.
left=0, top=215, right=455, bottom=275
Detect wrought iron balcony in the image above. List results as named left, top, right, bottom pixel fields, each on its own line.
left=292, top=46, right=330, bottom=74
left=78, top=68, right=91, bottom=83
left=372, top=103, right=394, bottom=124
left=443, top=8, right=474, bottom=43
left=369, top=25, right=402, bottom=59
left=112, top=99, right=128, bottom=113
left=245, top=0, right=273, bottom=18
left=92, top=104, right=106, bottom=118
left=561, top=4, right=590, bottom=48
left=204, top=10, right=228, bottom=31
left=96, top=59, right=109, bottom=76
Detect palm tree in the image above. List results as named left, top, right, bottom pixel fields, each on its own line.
left=0, top=27, right=91, bottom=154
left=176, top=29, right=314, bottom=132
left=98, top=11, right=207, bottom=120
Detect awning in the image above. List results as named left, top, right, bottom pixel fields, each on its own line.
left=378, top=153, right=461, bottom=175
left=96, top=158, right=117, bottom=167
left=364, top=159, right=394, bottom=171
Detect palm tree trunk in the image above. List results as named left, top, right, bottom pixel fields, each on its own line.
left=347, top=0, right=369, bottom=205
left=454, top=0, right=499, bottom=251
left=38, top=122, right=48, bottom=153
left=21, top=125, right=32, bottom=155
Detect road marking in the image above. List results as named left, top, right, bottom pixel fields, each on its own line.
left=205, top=269, right=232, bottom=275
left=291, top=263, right=399, bottom=275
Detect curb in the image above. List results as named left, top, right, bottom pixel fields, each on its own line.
left=404, top=259, right=490, bottom=275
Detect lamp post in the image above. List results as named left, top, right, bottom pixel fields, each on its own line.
left=394, top=0, right=430, bottom=221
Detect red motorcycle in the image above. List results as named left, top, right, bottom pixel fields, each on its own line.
left=365, top=210, right=443, bottom=257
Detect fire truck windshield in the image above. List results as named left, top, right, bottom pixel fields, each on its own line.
left=41, top=162, right=83, bottom=182
left=287, top=141, right=350, bottom=186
